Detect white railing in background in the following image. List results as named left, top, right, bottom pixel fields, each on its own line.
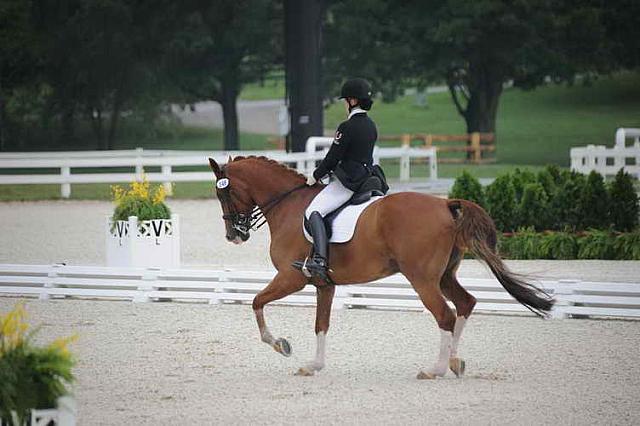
left=0, top=138, right=438, bottom=198
left=305, top=137, right=438, bottom=181
left=1, top=264, right=639, bottom=320
left=570, top=128, right=640, bottom=178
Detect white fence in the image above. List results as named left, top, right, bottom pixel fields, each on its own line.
left=570, top=127, right=640, bottom=177
left=0, top=139, right=438, bottom=198
left=1, top=264, right=639, bottom=320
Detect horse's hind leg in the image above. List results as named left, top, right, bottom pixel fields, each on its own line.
left=252, top=271, right=306, bottom=357
left=295, top=285, right=335, bottom=376
left=409, top=278, right=457, bottom=379
left=440, top=268, right=476, bottom=377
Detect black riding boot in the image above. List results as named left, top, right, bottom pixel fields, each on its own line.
left=292, top=211, right=333, bottom=284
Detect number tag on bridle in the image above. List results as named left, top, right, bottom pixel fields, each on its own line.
left=216, top=178, right=230, bottom=189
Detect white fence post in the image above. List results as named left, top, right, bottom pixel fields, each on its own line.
left=40, top=264, right=63, bottom=301
left=333, top=285, right=347, bottom=310
left=61, top=167, right=71, bottom=198
left=134, top=267, right=159, bottom=303
left=161, top=165, right=173, bottom=195
left=400, top=145, right=410, bottom=181
left=551, top=279, right=578, bottom=319
left=135, top=147, right=144, bottom=177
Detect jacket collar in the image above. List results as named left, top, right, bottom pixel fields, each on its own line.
left=348, top=107, right=367, bottom=119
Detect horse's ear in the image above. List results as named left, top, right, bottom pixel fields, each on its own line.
left=227, top=155, right=233, bottom=163
left=208, top=157, right=221, bottom=177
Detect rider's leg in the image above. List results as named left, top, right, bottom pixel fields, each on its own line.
left=294, top=177, right=353, bottom=278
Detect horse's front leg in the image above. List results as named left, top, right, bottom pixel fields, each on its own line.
left=295, top=285, right=335, bottom=376
left=252, top=271, right=306, bottom=356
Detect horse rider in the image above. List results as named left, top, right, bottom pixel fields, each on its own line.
left=293, top=78, right=379, bottom=283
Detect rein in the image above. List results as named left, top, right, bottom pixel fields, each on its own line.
left=217, top=177, right=307, bottom=236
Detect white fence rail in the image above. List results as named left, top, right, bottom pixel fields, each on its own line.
left=0, top=139, right=438, bottom=198
left=570, top=127, right=640, bottom=178
left=1, top=264, right=639, bottom=320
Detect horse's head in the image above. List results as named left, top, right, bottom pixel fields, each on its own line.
left=209, top=157, right=255, bottom=244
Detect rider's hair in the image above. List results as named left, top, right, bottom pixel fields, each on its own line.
left=359, top=98, right=373, bottom=111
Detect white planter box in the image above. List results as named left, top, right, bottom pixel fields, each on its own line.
left=2, top=397, right=76, bottom=426
left=105, top=214, right=180, bottom=268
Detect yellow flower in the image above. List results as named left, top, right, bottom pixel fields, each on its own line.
left=0, top=303, right=29, bottom=352
left=47, top=333, right=79, bottom=357
left=152, top=185, right=166, bottom=205
left=111, top=185, right=125, bottom=202
left=130, top=175, right=149, bottom=199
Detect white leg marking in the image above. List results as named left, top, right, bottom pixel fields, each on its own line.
left=450, top=316, right=467, bottom=358
left=305, top=331, right=326, bottom=372
left=427, top=329, right=453, bottom=376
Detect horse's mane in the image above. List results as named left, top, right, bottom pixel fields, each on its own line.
left=227, top=155, right=306, bottom=181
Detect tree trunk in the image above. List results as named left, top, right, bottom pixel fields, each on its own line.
left=448, top=61, right=503, bottom=160
left=220, top=82, right=239, bottom=150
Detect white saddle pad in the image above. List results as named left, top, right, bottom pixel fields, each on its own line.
left=304, top=196, right=385, bottom=243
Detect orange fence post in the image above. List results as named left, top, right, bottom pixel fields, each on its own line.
left=471, top=132, right=481, bottom=163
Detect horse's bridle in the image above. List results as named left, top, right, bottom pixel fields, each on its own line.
left=215, top=172, right=307, bottom=238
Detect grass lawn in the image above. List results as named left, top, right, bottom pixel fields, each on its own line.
left=325, top=71, right=640, bottom=166
left=2, top=72, right=638, bottom=200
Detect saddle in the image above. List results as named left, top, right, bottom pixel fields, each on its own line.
left=306, top=169, right=388, bottom=240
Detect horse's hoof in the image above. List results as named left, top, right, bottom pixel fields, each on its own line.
left=294, top=367, right=314, bottom=376
left=416, top=371, right=437, bottom=380
left=274, top=338, right=292, bottom=357
left=449, top=358, right=466, bottom=378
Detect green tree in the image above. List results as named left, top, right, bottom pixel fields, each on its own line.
left=166, top=0, right=279, bottom=150
left=448, top=170, right=485, bottom=207
left=579, top=171, right=610, bottom=229
left=517, top=182, right=548, bottom=231
left=609, top=169, right=639, bottom=232
left=485, top=174, right=517, bottom=232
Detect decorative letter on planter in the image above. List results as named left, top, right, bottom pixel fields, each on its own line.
left=105, top=214, right=181, bottom=268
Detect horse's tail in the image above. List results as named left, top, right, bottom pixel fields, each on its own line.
left=447, top=199, right=554, bottom=317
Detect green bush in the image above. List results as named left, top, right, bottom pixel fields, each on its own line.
left=449, top=170, right=485, bottom=207
left=550, top=171, right=586, bottom=231
left=609, top=169, right=639, bottom=232
left=577, top=230, right=617, bottom=260
left=516, top=182, right=549, bottom=231
left=614, top=230, right=640, bottom=260
left=539, top=231, right=578, bottom=259
left=499, top=227, right=543, bottom=259
left=511, top=168, right=537, bottom=203
left=579, top=171, right=610, bottom=229
left=111, top=178, right=171, bottom=222
left=485, top=174, right=517, bottom=232
left=1, top=304, right=76, bottom=425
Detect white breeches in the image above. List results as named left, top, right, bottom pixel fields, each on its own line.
left=305, top=176, right=354, bottom=219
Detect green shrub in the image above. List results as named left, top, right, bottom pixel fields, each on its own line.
left=449, top=170, right=485, bottom=207
left=499, top=227, right=543, bottom=259
left=539, top=231, right=578, bottom=259
left=485, top=174, right=517, bottom=232
left=111, top=178, right=171, bottom=222
left=608, top=169, right=639, bottom=232
left=579, top=171, right=610, bottom=229
left=516, top=182, right=549, bottom=231
left=550, top=171, right=586, bottom=231
left=614, top=230, right=640, bottom=260
left=1, top=304, right=76, bottom=424
left=511, top=168, right=537, bottom=203
left=577, top=230, right=617, bottom=259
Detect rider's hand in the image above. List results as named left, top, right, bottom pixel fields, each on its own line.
left=306, top=175, right=316, bottom=186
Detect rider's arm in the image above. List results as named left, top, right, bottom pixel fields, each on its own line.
left=313, top=123, right=349, bottom=180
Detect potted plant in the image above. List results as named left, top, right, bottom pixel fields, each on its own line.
left=0, top=303, right=77, bottom=426
left=106, top=177, right=181, bottom=268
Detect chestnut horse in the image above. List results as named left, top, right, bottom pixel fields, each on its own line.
left=209, top=156, right=553, bottom=378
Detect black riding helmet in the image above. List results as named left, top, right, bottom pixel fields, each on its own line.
left=339, top=78, right=373, bottom=101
